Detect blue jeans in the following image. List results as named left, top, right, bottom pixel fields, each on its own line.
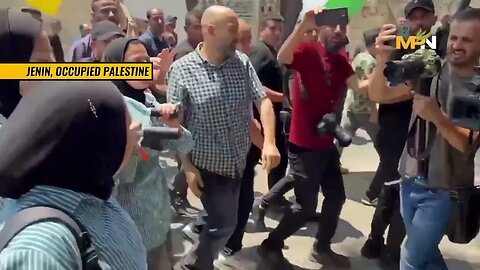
left=400, top=180, right=452, bottom=270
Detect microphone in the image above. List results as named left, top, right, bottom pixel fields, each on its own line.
left=150, top=103, right=181, bottom=118
left=137, top=126, right=182, bottom=151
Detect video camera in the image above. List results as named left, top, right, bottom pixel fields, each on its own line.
left=451, top=66, right=480, bottom=131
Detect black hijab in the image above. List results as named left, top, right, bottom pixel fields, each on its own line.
left=103, top=37, right=147, bottom=104
left=0, top=8, right=42, bottom=118
left=0, top=81, right=127, bottom=200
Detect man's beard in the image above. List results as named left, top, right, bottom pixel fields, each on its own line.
left=219, top=42, right=237, bottom=57
left=325, top=40, right=343, bottom=53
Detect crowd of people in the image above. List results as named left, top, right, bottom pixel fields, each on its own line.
left=0, top=0, right=478, bottom=269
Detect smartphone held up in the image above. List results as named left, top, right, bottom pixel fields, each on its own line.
left=315, top=7, right=349, bottom=26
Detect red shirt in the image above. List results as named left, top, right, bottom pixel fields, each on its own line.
left=288, top=41, right=354, bottom=150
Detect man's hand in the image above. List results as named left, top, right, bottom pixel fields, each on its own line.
left=375, top=24, right=397, bottom=61
left=300, top=8, right=324, bottom=29
left=150, top=48, right=176, bottom=73
left=413, top=94, right=443, bottom=123
left=261, top=142, right=280, bottom=172
left=182, top=164, right=203, bottom=198
left=157, top=103, right=181, bottom=128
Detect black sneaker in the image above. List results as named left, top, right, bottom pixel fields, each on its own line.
left=171, top=195, right=199, bottom=218
left=309, top=248, right=351, bottom=269
left=379, top=251, right=399, bottom=270
left=257, top=244, right=294, bottom=270
left=361, top=197, right=378, bottom=207
left=360, top=238, right=383, bottom=259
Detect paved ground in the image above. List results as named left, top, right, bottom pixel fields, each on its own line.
left=165, top=129, right=480, bottom=270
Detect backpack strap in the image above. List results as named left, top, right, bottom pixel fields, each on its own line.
left=0, top=206, right=101, bottom=270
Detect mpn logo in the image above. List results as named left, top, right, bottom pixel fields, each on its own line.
left=395, top=30, right=436, bottom=50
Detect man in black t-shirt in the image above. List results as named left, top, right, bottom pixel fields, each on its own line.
left=360, top=1, right=438, bottom=268
left=249, top=13, right=288, bottom=205
left=363, top=0, right=438, bottom=206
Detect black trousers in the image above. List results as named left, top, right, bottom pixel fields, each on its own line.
left=177, top=169, right=241, bottom=270
left=366, top=111, right=410, bottom=200
left=369, top=184, right=405, bottom=259
left=192, top=146, right=262, bottom=255
left=267, top=129, right=289, bottom=189
left=264, top=144, right=346, bottom=251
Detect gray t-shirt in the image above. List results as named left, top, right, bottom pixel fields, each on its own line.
left=399, top=63, right=476, bottom=189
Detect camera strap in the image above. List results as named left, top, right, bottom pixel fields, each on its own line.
left=406, top=74, right=441, bottom=161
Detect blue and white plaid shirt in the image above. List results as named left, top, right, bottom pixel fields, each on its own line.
left=167, top=45, right=266, bottom=178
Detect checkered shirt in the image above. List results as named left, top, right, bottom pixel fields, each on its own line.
left=167, top=45, right=266, bottom=178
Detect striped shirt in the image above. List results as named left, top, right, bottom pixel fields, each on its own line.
left=115, top=93, right=193, bottom=250
left=0, top=186, right=147, bottom=270
left=167, top=45, right=266, bottom=178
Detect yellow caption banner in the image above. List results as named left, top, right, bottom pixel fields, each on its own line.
left=0, top=63, right=153, bottom=80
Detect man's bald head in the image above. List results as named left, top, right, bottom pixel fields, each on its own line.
left=201, top=5, right=240, bottom=57
left=237, top=19, right=252, bottom=54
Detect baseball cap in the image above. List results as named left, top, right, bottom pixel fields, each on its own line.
left=165, top=15, right=177, bottom=25
left=91, top=20, right=124, bottom=41
left=404, top=0, right=435, bottom=17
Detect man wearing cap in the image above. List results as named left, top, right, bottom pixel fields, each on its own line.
left=362, top=0, right=437, bottom=207
left=365, top=1, right=444, bottom=270
left=165, top=15, right=178, bottom=47
left=81, top=20, right=125, bottom=62
left=69, top=0, right=121, bottom=62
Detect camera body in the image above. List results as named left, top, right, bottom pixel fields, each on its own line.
left=316, top=113, right=352, bottom=147
left=384, top=49, right=441, bottom=88
left=451, top=66, right=480, bottom=131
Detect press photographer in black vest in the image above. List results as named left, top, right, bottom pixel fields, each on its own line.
left=370, top=8, right=480, bottom=269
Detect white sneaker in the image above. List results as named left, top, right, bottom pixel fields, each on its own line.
left=213, top=253, right=257, bottom=270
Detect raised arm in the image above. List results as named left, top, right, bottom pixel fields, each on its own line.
left=368, top=24, right=413, bottom=104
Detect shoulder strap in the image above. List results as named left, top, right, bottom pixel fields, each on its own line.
left=0, top=206, right=101, bottom=270
left=406, top=74, right=441, bottom=160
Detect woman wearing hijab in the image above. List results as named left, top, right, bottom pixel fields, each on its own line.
left=0, top=8, right=54, bottom=122
left=0, top=8, right=54, bottom=220
left=0, top=81, right=147, bottom=269
left=103, top=37, right=193, bottom=270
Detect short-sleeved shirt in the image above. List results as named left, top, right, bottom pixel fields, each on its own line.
left=345, top=52, right=376, bottom=114
left=167, top=44, right=266, bottom=178
left=399, top=63, right=476, bottom=189
left=288, top=41, right=354, bottom=150
left=139, top=30, right=170, bottom=57
left=249, top=41, right=284, bottom=118
left=68, top=34, right=92, bottom=62
left=173, top=40, right=195, bottom=61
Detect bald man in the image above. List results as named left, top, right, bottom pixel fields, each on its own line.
left=169, top=6, right=280, bottom=270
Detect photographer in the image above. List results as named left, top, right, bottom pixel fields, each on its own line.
left=363, top=0, right=438, bottom=207
left=370, top=8, right=480, bottom=269
left=257, top=8, right=370, bottom=269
